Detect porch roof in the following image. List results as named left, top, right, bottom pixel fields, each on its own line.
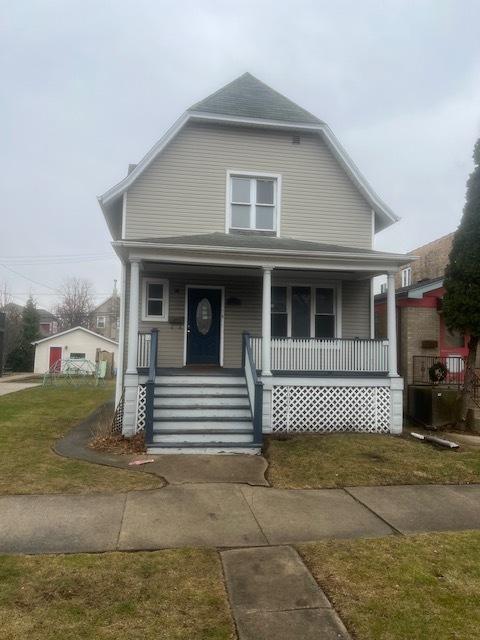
left=114, top=232, right=409, bottom=274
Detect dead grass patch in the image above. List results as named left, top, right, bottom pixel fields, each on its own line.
left=0, top=549, right=235, bottom=640
left=299, top=531, right=480, bottom=640
left=264, top=432, right=480, bottom=488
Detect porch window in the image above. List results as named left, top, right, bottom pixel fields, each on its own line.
left=271, top=286, right=288, bottom=337
left=270, top=284, right=337, bottom=338
left=142, top=278, right=169, bottom=321
left=229, top=173, right=278, bottom=232
left=292, top=286, right=311, bottom=337
left=315, top=288, right=335, bottom=338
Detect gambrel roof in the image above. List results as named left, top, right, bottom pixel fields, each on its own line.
left=189, top=72, right=323, bottom=125
left=99, top=73, right=399, bottom=236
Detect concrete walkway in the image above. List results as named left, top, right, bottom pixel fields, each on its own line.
left=1, top=482, right=480, bottom=555
left=55, top=404, right=269, bottom=486
left=222, top=546, right=351, bottom=640
left=0, top=381, right=39, bottom=396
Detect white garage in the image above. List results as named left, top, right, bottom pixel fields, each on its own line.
left=32, top=326, right=118, bottom=374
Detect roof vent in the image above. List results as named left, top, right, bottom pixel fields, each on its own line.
left=292, top=134, right=301, bottom=144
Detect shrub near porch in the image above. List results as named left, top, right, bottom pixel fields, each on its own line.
left=264, top=433, right=480, bottom=489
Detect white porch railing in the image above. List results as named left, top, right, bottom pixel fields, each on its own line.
left=137, top=332, right=151, bottom=368
left=250, top=336, right=388, bottom=373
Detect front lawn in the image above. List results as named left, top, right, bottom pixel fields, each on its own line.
left=0, top=548, right=234, bottom=640
left=299, top=531, right=480, bottom=640
left=0, top=383, right=162, bottom=494
left=265, top=433, right=480, bottom=488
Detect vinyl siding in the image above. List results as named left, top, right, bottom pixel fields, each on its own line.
left=125, top=121, right=373, bottom=249
left=122, top=268, right=371, bottom=372
left=342, top=279, right=371, bottom=339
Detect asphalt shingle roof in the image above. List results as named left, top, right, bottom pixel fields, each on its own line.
left=129, top=232, right=392, bottom=256
left=189, top=73, right=323, bottom=125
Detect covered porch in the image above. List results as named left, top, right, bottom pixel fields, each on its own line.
left=114, top=234, right=406, bottom=442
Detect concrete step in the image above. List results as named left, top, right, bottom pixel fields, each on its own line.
left=155, top=384, right=248, bottom=397
left=154, top=395, right=249, bottom=406
left=152, top=431, right=254, bottom=444
left=146, top=443, right=261, bottom=455
left=154, top=407, right=252, bottom=419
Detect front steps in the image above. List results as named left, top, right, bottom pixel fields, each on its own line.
left=146, top=373, right=260, bottom=454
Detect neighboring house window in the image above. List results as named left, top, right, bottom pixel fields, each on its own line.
left=70, top=353, right=86, bottom=359
left=142, top=278, right=169, bottom=321
left=401, top=267, right=412, bottom=287
left=271, top=285, right=337, bottom=338
left=228, top=173, right=279, bottom=233
left=380, top=282, right=387, bottom=294
left=97, top=316, right=106, bottom=328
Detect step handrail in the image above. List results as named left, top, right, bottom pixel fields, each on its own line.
left=242, top=331, right=263, bottom=445
left=145, top=329, right=158, bottom=444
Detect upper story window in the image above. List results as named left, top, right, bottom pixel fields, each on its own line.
left=228, top=172, right=279, bottom=233
left=142, top=278, right=169, bottom=321
left=401, top=267, right=412, bottom=288
left=96, top=316, right=106, bottom=329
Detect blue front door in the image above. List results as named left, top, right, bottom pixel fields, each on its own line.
left=186, top=288, right=222, bottom=365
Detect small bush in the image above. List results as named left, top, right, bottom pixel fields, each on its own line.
left=89, top=404, right=145, bottom=454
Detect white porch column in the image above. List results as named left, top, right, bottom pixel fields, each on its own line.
left=387, top=272, right=398, bottom=377
left=261, top=267, right=272, bottom=376
left=115, top=260, right=127, bottom=405
left=126, top=258, right=141, bottom=374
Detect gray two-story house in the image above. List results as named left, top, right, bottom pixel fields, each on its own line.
left=99, top=73, right=407, bottom=453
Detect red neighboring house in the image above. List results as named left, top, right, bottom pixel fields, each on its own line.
left=375, top=233, right=470, bottom=399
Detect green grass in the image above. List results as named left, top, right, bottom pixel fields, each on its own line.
left=264, top=433, right=480, bottom=488
left=0, top=383, right=162, bottom=494
left=299, top=531, right=480, bottom=640
left=0, top=549, right=234, bottom=640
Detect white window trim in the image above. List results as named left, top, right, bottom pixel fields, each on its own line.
left=225, top=170, right=282, bottom=237
left=401, top=267, right=412, bottom=288
left=271, top=282, right=341, bottom=338
left=96, top=316, right=106, bottom=328
left=142, top=277, right=169, bottom=322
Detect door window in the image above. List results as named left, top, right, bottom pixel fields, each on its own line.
left=196, top=298, right=212, bottom=335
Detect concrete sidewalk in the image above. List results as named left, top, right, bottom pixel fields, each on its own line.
left=1, top=483, right=480, bottom=555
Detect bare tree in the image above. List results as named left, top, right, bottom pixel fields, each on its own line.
left=55, top=278, right=95, bottom=330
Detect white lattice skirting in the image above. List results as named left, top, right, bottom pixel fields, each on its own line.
left=135, top=384, right=146, bottom=433
left=272, top=385, right=391, bottom=433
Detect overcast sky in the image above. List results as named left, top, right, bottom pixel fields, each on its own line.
left=1, top=0, right=479, bottom=309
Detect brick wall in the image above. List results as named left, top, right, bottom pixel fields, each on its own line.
left=395, top=233, right=454, bottom=288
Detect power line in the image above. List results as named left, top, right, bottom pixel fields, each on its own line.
left=0, top=264, right=57, bottom=291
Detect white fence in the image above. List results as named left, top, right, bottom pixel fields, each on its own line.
left=250, top=337, right=388, bottom=373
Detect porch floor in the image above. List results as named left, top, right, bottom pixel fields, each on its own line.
left=138, top=366, right=388, bottom=378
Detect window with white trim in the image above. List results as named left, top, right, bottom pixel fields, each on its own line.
left=96, top=316, right=106, bottom=329
left=271, top=285, right=337, bottom=338
left=229, top=174, right=277, bottom=232
left=401, top=267, right=412, bottom=288
left=142, top=278, right=169, bottom=321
